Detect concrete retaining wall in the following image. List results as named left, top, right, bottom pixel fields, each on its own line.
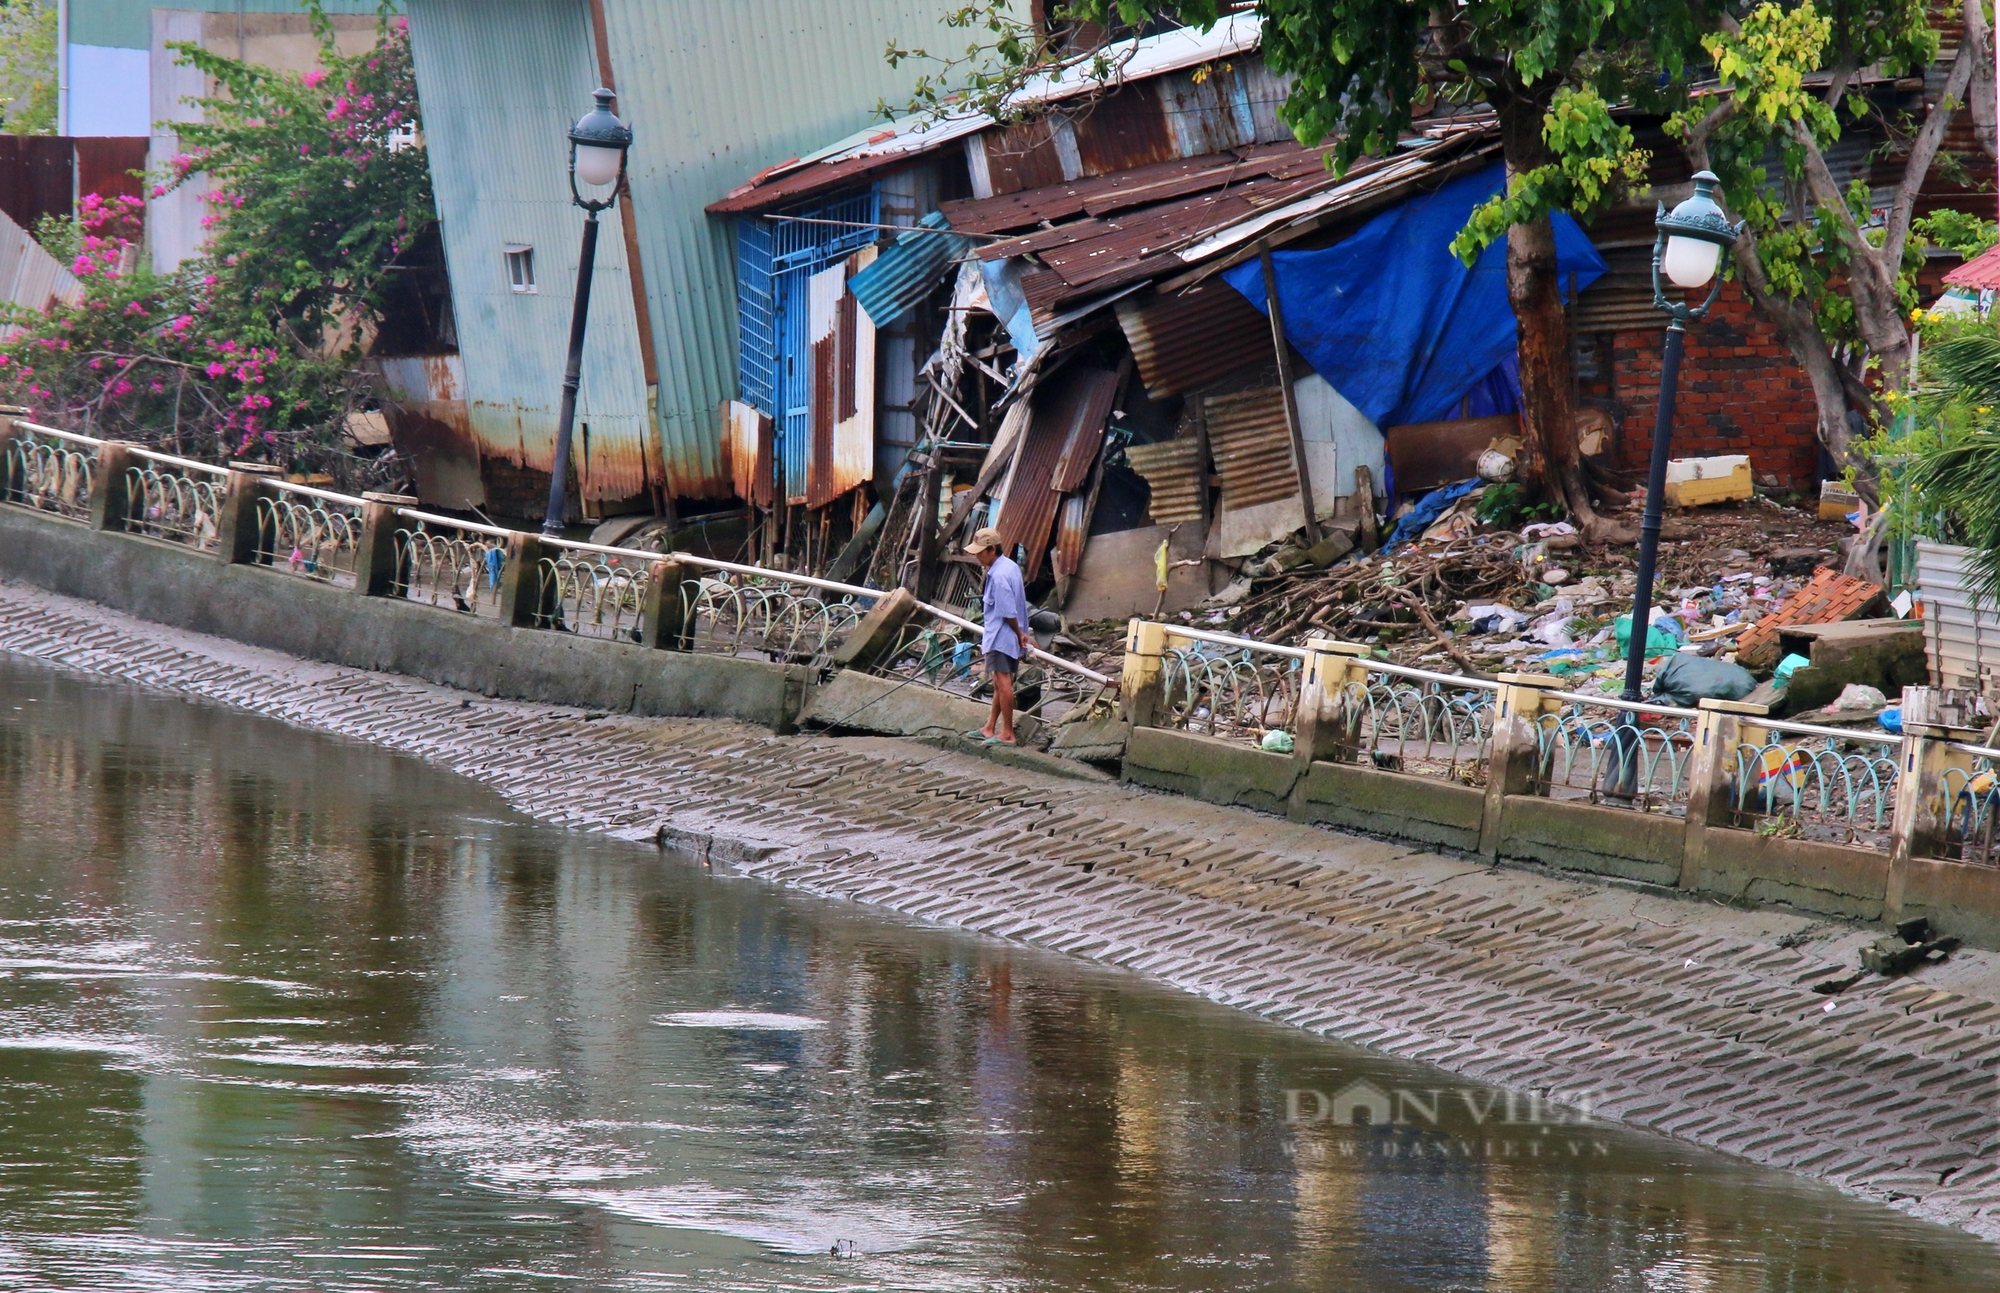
left=1119, top=721, right=2000, bottom=947
left=0, top=507, right=807, bottom=730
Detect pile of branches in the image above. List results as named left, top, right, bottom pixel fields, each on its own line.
left=1225, top=534, right=1538, bottom=671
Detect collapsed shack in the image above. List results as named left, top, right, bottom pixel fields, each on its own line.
left=695, top=14, right=1975, bottom=714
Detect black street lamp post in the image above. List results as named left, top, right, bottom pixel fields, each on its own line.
left=542, top=88, right=634, bottom=538
left=1610, top=170, right=1743, bottom=790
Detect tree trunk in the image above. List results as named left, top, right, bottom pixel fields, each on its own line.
left=1496, top=89, right=1605, bottom=533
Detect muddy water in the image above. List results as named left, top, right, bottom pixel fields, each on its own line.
left=0, top=656, right=1993, bottom=1291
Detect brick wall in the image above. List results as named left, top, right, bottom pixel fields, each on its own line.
left=1581, top=262, right=1968, bottom=495
left=1583, top=284, right=1822, bottom=493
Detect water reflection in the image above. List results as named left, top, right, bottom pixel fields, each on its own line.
left=0, top=657, right=1993, bottom=1290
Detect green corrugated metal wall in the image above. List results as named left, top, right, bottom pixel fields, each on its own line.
left=407, top=0, right=959, bottom=503
left=407, top=0, right=654, bottom=504
left=70, top=0, right=387, bottom=50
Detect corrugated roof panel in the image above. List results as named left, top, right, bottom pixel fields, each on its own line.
left=1203, top=388, right=1297, bottom=509
left=998, top=365, right=1120, bottom=581
left=407, top=0, right=653, bottom=506
left=1124, top=436, right=1203, bottom=523
left=1116, top=282, right=1272, bottom=397
left=1946, top=243, right=2000, bottom=289
left=713, top=13, right=1265, bottom=210
left=848, top=212, right=969, bottom=328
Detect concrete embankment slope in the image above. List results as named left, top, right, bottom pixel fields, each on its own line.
left=2, top=576, right=1998, bottom=1243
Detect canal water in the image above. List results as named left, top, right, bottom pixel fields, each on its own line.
left=0, top=656, right=1993, bottom=1292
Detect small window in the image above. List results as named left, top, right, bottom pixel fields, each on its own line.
left=504, top=245, right=536, bottom=293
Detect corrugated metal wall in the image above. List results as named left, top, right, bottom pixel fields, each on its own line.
left=591, top=0, right=963, bottom=501
left=406, top=0, right=654, bottom=505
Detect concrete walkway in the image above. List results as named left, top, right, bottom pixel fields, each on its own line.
left=2, top=575, right=1997, bottom=1242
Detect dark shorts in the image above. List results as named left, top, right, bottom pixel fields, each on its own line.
left=984, top=650, right=1018, bottom=676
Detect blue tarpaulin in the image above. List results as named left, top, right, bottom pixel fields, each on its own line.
left=1223, top=164, right=1605, bottom=429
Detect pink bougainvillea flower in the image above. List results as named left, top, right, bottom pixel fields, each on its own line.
left=303, top=68, right=326, bottom=88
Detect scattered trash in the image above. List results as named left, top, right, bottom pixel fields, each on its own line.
left=1771, top=653, right=1812, bottom=687
left=1879, top=705, right=1903, bottom=734
left=1260, top=729, right=1296, bottom=754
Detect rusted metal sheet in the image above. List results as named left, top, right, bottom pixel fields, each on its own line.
left=805, top=247, right=876, bottom=509
left=1124, top=436, right=1204, bottom=524
left=975, top=120, right=1073, bottom=197
left=722, top=399, right=775, bottom=507
left=376, top=355, right=484, bottom=510
left=1052, top=492, right=1090, bottom=579
left=1115, top=281, right=1274, bottom=398
left=0, top=136, right=73, bottom=232
left=72, top=137, right=149, bottom=206
left=1383, top=413, right=1518, bottom=495
left=1072, top=81, right=1179, bottom=175
left=1203, top=388, right=1298, bottom=510
left=940, top=139, right=1327, bottom=234
left=1051, top=398, right=1106, bottom=494
left=999, top=366, right=1120, bottom=581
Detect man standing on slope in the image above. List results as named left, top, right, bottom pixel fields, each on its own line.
left=965, top=526, right=1032, bottom=746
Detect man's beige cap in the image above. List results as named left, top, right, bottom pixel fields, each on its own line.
left=965, top=526, right=1003, bottom=554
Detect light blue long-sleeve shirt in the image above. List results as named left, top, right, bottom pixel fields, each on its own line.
left=980, top=554, right=1031, bottom=658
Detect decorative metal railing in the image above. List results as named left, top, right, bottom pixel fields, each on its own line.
left=253, top=480, right=363, bottom=586
left=1728, top=718, right=1900, bottom=846
left=2, top=421, right=96, bottom=520
left=122, top=447, right=229, bottom=551
left=1532, top=692, right=1700, bottom=813
left=1345, top=660, right=1497, bottom=785
left=535, top=537, right=653, bottom=643
left=1939, top=743, right=2000, bottom=866
left=391, top=510, right=511, bottom=617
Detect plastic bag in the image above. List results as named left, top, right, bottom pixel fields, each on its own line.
left=1649, top=653, right=1757, bottom=707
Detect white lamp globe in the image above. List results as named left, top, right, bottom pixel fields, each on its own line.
left=574, top=141, right=623, bottom=188
left=1661, top=234, right=1722, bottom=289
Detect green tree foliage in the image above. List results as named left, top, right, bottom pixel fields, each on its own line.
left=0, top=0, right=58, bottom=134
left=1900, top=329, right=2000, bottom=607
left=1670, top=0, right=1988, bottom=486
left=0, top=4, right=430, bottom=486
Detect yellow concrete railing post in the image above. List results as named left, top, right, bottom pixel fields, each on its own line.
left=1293, top=636, right=1372, bottom=767
left=86, top=441, right=133, bottom=532
left=1678, top=697, right=1769, bottom=888
left=1887, top=720, right=1981, bottom=920
left=1121, top=619, right=1169, bottom=728
left=1478, top=672, right=1562, bottom=859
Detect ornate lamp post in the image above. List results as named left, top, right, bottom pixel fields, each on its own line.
left=542, top=88, right=634, bottom=537
left=1609, top=171, right=1742, bottom=789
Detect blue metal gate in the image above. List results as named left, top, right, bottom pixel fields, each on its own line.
left=735, top=188, right=880, bottom=503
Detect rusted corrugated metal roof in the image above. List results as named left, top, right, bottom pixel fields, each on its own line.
left=1203, top=388, right=1297, bottom=510
left=709, top=15, right=1268, bottom=214
left=1115, top=280, right=1273, bottom=397
left=998, top=365, right=1120, bottom=581
left=1124, top=436, right=1204, bottom=523
left=940, top=139, right=1329, bottom=234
